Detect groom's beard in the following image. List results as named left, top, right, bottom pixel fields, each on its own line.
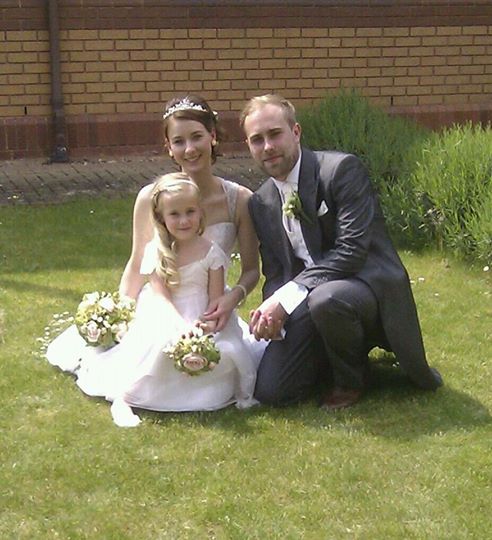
left=260, top=147, right=300, bottom=181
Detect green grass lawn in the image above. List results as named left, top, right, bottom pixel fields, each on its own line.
left=1, top=198, right=491, bottom=539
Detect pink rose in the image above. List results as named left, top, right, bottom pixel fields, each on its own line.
left=182, top=353, right=206, bottom=372
left=85, top=321, right=101, bottom=343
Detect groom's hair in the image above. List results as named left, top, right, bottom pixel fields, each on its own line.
left=239, top=94, right=297, bottom=128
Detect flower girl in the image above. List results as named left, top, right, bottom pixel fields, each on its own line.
left=47, top=172, right=258, bottom=427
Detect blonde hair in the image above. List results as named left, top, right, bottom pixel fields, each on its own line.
left=239, top=94, right=297, bottom=128
left=151, top=172, right=205, bottom=288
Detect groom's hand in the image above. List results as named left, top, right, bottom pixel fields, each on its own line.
left=249, top=299, right=287, bottom=341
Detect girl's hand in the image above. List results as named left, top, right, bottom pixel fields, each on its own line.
left=195, top=318, right=217, bottom=335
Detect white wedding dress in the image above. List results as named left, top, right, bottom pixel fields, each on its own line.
left=46, top=179, right=264, bottom=413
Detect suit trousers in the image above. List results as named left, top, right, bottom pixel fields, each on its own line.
left=254, top=278, right=387, bottom=405
left=254, top=299, right=327, bottom=406
left=308, top=277, right=386, bottom=389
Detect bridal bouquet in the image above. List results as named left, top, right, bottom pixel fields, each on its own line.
left=75, top=291, right=135, bottom=348
left=164, top=329, right=220, bottom=376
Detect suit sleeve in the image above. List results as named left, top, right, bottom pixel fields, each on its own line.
left=248, top=192, right=286, bottom=300
left=295, top=154, right=376, bottom=290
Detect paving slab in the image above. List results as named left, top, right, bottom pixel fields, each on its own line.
left=0, top=154, right=263, bottom=206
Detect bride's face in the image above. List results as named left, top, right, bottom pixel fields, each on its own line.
left=165, top=118, right=215, bottom=175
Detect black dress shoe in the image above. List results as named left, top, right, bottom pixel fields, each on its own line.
left=430, top=367, right=444, bottom=388
left=320, top=387, right=362, bottom=411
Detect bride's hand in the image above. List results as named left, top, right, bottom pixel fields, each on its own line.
left=202, top=291, right=238, bottom=332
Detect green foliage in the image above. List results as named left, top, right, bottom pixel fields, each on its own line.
left=298, top=89, right=428, bottom=189
left=412, top=122, right=492, bottom=263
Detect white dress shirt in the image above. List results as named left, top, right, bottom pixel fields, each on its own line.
left=269, top=155, right=312, bottom=315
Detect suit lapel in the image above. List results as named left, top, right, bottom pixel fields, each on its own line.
left=298, top=149, right=323, bottom=262
left=259, top=180, right=296, bottom=265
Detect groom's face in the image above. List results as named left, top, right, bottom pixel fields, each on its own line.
left=243, top=103, right=301, bottom=182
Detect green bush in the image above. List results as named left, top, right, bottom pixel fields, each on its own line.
left=412, top=122, right=492, bottom=263
left=298, top=89, right=428, bottom=189
left=377, top=180, right=428, bottom=248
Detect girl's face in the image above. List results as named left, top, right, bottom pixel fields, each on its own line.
left=165, top=118, right=215, bottom=175
left=158, top=188, right=202, bottom=242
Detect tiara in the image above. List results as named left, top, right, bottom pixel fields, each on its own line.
left=163, top=98, right=209, bottom=120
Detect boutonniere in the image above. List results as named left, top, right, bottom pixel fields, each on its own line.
left=282, top=190, right=312, bottom=224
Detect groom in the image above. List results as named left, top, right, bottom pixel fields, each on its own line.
left=240, top=94, right=443, bottom=410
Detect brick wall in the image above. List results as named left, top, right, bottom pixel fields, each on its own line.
left=0, top=1, right=491, bottom=159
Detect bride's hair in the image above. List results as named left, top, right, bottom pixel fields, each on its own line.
left=151, top=172, right=205, bottom=288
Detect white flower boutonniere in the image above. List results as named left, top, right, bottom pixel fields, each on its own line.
left=282, top=190, right=312, bottom=224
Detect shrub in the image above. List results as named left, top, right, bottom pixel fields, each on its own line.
left=411, top=122, right=492, bottom=263
left=377, top=180, right=428, bottom=248
left=297, top=89, right=428, bottom=189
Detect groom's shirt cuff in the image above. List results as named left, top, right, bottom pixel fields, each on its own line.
left=271, top=281, right=308, bottom=315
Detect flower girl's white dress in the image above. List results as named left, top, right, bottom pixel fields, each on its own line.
left=46, top=179, right=263, bottom=412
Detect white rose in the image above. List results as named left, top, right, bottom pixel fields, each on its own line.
left=86, top=321, right=101, bottom=343
left=99, top=296, right=116, bottom=312
left=118, top=296, right=134, bottom=310
left=84, top=292, right=99, bottom=305
left=182, top=353, right=206, bottom=372
left=77, top=300, right=91, bottom=312
left=113, top=322, right=129, bottom=343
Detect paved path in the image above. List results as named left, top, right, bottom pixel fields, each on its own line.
left=0, top=153, right=262, bottom=206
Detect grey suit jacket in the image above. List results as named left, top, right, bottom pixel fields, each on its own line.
left=249, top=148, right=441, bottom=390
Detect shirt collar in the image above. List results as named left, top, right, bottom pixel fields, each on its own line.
left=272, top=152, right=302, bottom=194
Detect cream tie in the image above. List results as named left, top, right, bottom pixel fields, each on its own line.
left=281, top=183, right=294, bottom=233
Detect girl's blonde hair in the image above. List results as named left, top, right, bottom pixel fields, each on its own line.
left=151, top=172, right=205, bottom=288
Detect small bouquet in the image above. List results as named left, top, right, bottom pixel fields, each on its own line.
left=75, top=291, right=135, bottom=348
left=164, top=329, right=220, bottom=376
left=282, top=190, right=312, bottom=224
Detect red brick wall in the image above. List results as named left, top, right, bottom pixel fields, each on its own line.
left=1, top=1, right=491, bottom=159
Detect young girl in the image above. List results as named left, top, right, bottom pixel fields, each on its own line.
left=49, top=173, right=258, bottom=427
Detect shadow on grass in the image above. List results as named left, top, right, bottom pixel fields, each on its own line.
left=356, top=357, right=491, bottom=439
left=134, top=354, right=491, bottom=441
left=0, top=277, right=86, bottom=304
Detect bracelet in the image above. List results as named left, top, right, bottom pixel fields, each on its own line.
left=232, top=284, right=247, bottom=306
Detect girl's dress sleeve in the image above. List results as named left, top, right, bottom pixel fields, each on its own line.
left=140, top=239, right=159, bottom=275
left=207, top=241, right=230, bottom=271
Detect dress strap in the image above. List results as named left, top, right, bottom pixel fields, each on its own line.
left=221, top=179, right=239, bottom=221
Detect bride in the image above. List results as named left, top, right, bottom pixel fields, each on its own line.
left=121, top=94, right=260, bottom=331
left=46, top=94, right=266, bottom=423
